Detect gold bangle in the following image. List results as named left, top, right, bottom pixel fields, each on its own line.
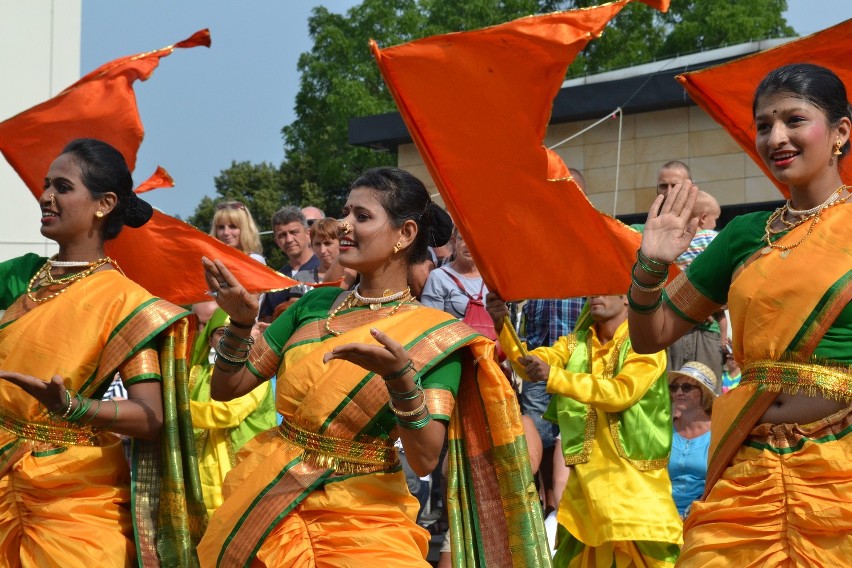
left=389, top=396, right=428, bottom=418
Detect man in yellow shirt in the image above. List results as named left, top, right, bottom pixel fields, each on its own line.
left=487, top=294, right=682, bottom=567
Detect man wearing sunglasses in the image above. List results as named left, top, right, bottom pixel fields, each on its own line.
left=258, top=206, right=320, bottom=322
left=486, top=293, right=682, bottom=567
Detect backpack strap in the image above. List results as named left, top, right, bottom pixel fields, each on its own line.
left=440, top=267, right=484, bottom=301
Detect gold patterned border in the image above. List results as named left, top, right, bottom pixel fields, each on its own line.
left=426, top=388, right=455, bottom=419
left=118, top=347, right=160, bottom=382
left=740, top=360, right=852, bottom=403
left=665, top=272, right=722, bottom=324
left=248, top=335, right=280, bottom=379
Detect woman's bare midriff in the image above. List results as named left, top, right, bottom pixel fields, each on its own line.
left=759, top=391, right=849, bottom=424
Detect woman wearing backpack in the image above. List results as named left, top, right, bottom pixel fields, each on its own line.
left=421, top=227, right=496, bottom=339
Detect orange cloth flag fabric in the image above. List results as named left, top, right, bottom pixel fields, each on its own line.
left=0, top=29, right=211, bottom=199
left=677, top=19, right=852, bottom=199
left=371, top=0, right=671, bottom=301
left=0, top=29, right=298, bottom=303
left=106, top=210, right=297, bottom=305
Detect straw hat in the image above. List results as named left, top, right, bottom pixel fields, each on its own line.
left=669, top=361, right=719, bottom=400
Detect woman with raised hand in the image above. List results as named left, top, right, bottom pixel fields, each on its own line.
left=627, top=63, right=852, bottom=566
left=0, top=139, right=204, bottom=567
left=198, top=167, right=549, bottom=567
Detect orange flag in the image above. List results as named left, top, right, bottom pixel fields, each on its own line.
left=677, top=19, right=852, bottom=199
left=106, top=211, right=297, bottom=305
left=372, top=0, right=672, bottom=301
left=134, top=166, right=175, bottom=194
left=0, top=29, right=211, bottom=200
left=0, top=29, right=298, bottom=303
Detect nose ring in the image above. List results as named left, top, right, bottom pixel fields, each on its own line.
left=339, top=221, right=353, bottom=235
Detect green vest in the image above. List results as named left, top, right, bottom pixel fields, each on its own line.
left=543, top=328, right=671, bottom=471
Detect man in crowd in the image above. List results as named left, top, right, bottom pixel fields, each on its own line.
left=258, top=206, right=319, bottom=321
left=486, top=293, right=682, bottom=567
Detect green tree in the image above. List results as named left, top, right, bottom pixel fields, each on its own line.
left=187, top=160, right=290, bottom=267
left=660, top=0, right=794, bottom=58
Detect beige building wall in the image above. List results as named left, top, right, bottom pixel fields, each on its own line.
left=397, top=105, right=780, bottom=217
left=0, top=0, right=82, bottom=261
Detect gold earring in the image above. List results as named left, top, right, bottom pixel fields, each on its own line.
left=96, top=211, right=104, bottom=219
left=834, top=139, right=843, bottom=156
left=392, top=241, right=402, bottom=254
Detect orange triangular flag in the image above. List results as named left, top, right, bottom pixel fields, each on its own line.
left=372, top=0, right=671, bottom=301
left=106, top=210, right=297, bottom=305
left=0, top=29, right=298, bottom=303
left=677, top=19, right=852, bottom=198
left=0, top=29, right=211, bottom=199
left=135, top=166, right=174, bottom=194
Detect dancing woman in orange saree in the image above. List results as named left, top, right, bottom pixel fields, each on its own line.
left=627, top=64, right=852, bottom=567
left=197, top=167, right=549, bottom=568
left=0, top=139, right=205, bottom=568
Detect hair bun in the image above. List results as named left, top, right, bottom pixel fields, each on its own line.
left=426, top=202, right=453, bottom=248
left=124, top=194, right=154, bottom=228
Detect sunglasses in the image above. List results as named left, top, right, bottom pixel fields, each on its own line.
left=306, top=218, right=319, bottom=227
left=216, top=201, right=246, bottom=211
left=669, top=383, right=699, bottom=394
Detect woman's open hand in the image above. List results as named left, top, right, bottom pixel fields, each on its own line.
left=322, top=328, right=411, bottom=378
left=0, top=372, right=67, bottom=413
left=201, top=257, right=259, bottom=325
left=641, top=181, right=700, bottom=265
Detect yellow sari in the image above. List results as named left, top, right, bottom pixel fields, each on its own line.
left=664, top=205, right=852, bottom=567
left=198, top=287, right=549, bottom=568
left=0, top=260, right=206, bottom=568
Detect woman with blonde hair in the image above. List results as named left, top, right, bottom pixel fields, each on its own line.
left=209, top=201, right=265, bottom=263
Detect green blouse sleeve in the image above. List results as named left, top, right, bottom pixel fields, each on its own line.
left=262, top=286, right=343, bottom=354
left=0, top=254, right=46, bottom=310
left=671, top=211, right=771, bottom=306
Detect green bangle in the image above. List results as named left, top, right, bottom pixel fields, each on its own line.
left=635, top=256, right=667, bottom=279
left=388, top=380, right=424, bottom=401
left=637, top=249, right=670, bottom=269
left=48, top=389, right=72, bottom=418
left=383, top=359, right=414, bottom=382
left=627, top=286, right=664, bottom=314
left=81, top=397, right=102, bottom=425
left=66, top=394, right=93, bottom=423
left=104, top=399, right=120, bottom=430
left=397, top=413, right=432, bottom=430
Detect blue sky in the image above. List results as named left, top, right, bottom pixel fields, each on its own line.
left=81, top=1, right=851, bottom=219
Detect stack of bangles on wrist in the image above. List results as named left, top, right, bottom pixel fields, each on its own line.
left=628, top=249, right=670, bottom=314
left=383, top=359, right=432, bottom=430
left=214, top=323, right=255, bottom=373
left=47, top=388, right=120, bottom=429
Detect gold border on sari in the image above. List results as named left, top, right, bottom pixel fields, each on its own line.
left=740, top=359, right=852, bottom=403
left=665, top=272, right=722, bottom=324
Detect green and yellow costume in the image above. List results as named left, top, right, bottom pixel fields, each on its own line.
left=500, top=312, right=682, bottom=568
left=189, top=309, right=277, bottom=516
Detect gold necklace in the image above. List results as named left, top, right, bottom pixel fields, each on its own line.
left=324, top=290, right=414, bottom=336
left=26, top=257, right=117, bottom=303
left=761, top=192, right=850, bottom=259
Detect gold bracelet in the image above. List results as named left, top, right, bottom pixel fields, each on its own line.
left=389, top=396, right=428, bottom=418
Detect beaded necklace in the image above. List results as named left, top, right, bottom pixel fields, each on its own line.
left=762, top=187, right=850, bottom=259
left=325, top=288, right=414, bottom=336
left=26, top=257, right=119, bottom=303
